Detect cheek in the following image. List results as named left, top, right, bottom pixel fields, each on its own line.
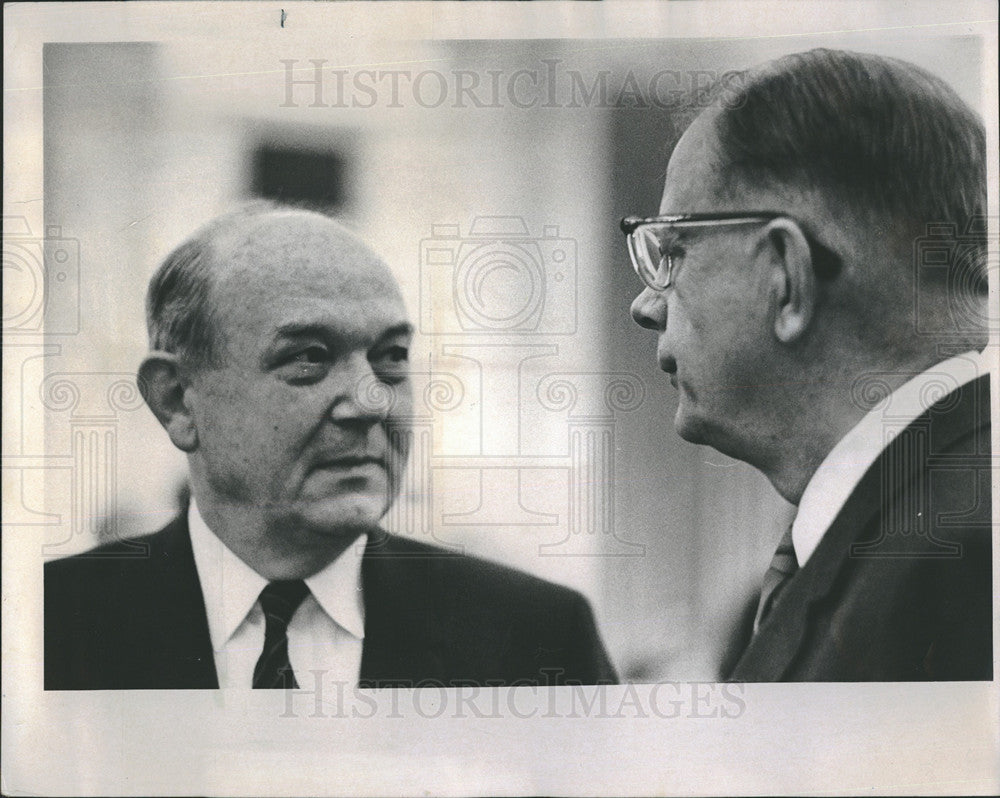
left=669, top=290, right=759, bottom=385
left=195, top=378, right=314, bottom=458
left=384, top=385, right=414, bottom=464
left=664, top=295, right=703, bottom=358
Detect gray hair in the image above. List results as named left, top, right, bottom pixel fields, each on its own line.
left=146, top=200, right=304, bottom=367
left=707, top=48, right=987, bottom=290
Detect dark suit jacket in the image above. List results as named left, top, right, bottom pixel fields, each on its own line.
left=45, top=519, right=618, bottom=689
left=730, top=374, right=993, bottom=681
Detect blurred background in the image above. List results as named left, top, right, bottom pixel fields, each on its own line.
left=18, top=34, right=983, bottom=681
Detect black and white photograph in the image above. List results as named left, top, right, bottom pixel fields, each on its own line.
left=3, top=1, right=998, bottom=794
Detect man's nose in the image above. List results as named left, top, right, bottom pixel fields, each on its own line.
left=630, top=287, right=667, bottom=331
left=328, top=353, right=392, bottom=425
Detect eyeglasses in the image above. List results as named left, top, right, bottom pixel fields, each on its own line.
left=620, top=212, right=841, bottom=291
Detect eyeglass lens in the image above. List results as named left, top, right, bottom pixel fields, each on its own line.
left=633, top=226, right=673, bottom=289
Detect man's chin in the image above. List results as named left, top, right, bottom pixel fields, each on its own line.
left=672, top=404, right=704, bottom=445
left=294, top=496, right=388, bottom=536
left=674, top=404, right=725, bottom=451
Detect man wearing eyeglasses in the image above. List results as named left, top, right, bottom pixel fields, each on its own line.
left=44, top=203, right=617, bottom=690
left=626, top=48, right=993, bottom=681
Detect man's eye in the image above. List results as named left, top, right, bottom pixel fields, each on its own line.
left=387, top=345, right=409, bottom=363
left=371, top=346, right=410, bottom=382
left=292, top=346, right=330, bottom=364
left=277, top=346, right=331, bottom=383
left=659, top=243, right=683, bottom=261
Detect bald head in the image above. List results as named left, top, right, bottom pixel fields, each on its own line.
left=146, top=203, right=399, bottom=368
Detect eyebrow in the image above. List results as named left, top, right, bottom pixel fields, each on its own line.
left=378, top=322, right=415, bottom=340
left=273, top=321, right=414, bottom=342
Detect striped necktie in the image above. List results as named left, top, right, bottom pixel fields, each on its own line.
left=752, top=527, right=799, bottom=634
left=253, top=579, right=310, bottom=689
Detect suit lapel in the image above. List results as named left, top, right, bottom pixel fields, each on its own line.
left=731, top=374, right=990, bottom=681
left=732, top=471, right=885, bottom=680
left=358, top=532, right=448, bottom=688
left=135, top=515, right=219, bottom=688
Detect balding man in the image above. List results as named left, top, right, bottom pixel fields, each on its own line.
left=45, top=203, right=617, bottom=690
left=626, top=49, right=993, bottom=680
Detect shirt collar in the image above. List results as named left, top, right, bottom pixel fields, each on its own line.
left=791, top=349, right=994, bottom=567
left=304, top=535, right=366, bottom=640
left=187, top=500, right=366, bottom=651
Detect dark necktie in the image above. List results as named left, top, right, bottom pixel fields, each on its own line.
left=752, top=527, right=799, bottom=634
left=253, top=579, right=310, bottom=689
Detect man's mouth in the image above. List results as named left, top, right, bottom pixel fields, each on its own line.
left=656, top=350, right=678, bottom=389
left=314, top=455, right=385, bottom=471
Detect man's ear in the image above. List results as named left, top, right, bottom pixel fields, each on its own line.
left=763, top=218, right=817, bottom=344
left=137, top=353, right=199, bottom=453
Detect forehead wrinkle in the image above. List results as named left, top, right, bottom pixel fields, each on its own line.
left=269, top=316, right=413, bottom=350
left=252, top=288, right=409, bottom=353
left=275, top=320, right=414, bottom=338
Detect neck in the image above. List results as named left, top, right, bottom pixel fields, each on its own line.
left=753, top=348, right=952, bottom=504
left=191, top=492, right=363, bottom=580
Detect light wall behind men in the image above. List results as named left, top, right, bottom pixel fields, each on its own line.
left=35, top=36, right=988, bottom=680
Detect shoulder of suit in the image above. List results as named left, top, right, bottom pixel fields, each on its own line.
left=372, top=532, right=589, bottom=602
left=43, top=516, right=183, bottom=576
left=45, top=523, right=593, bottom=607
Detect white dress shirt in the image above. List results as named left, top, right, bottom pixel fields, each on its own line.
left=187, top=500, right=366, bottom=689
left=791, top=349, right=995, bottom=567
